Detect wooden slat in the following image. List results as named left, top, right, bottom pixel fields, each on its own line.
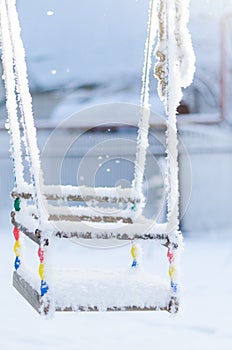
left=56, top=305, right=171, bottom=312
left=13, top=271, right=176, bottom=314
left=48, top=214, right=133, bottom=224
left=18, top=203, right=134, bottom=224
left=11, top=213, right=172, bottom=247
left=56, top=231, right=171, bottom=247
left=11, top=211, right=40, bottom=244
left=13, top=271, right=43, bottom=313
left=11, top=190, right=140, bottom=204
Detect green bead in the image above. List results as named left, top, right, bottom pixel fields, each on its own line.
left=131, top=204, right=136, bottom=211
left=14, top=198, right=21, bottom=211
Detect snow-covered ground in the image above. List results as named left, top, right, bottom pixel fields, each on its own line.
left=0, top=217, right=232, bottom=350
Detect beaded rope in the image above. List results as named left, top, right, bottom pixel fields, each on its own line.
left=38, top=239, right=49, bottom=297
left=167, top=246, right=177, bottom=293
left=13, top=198, right=21, bottom=270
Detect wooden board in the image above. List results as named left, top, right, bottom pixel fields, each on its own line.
left=12, top=212, right=172, bottom=247
left=13, top=271, right=42, bottom=313
left=56, top=304, right=171, bottom=312
left=48, top=214, right=133, bottom=224
left=11, top=211, right=40, bottom=244
left=13, top=271, right=177, bottom=315
left=12, top=189, right=141, bottom=204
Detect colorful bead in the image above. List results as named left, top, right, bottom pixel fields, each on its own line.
left=13, top=226, right=20, bottom=240
left=167, top=248, right=174, bottom=263
left=171, top=281, right=177, bottom=293
left=131, top=245, right=136, bottom=259
left=39, top=263, right=45, bottom=280
left=38, top=247, right=45, bottom=263
left=14, top=197, right=21, bottom=211
left=40, top=280, right=49, bottom=297
left=14, top=240, right=21, bottom=256
left=131, top=204, right=136, bottom=211
left=168, top=265, right=175, bottom=279
left=14, top=256, right=21, bottom=270
left=131, top=260, right=137, bottom=267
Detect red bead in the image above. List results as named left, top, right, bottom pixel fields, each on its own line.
left=13, top=226, right=20, bottom=241
left=167, top=248, right=174, bottom=263
left=38, top=247, right=45, bottom=262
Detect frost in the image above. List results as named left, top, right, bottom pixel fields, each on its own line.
left=133, top=0, right=158, bottom=199
left=153, top=0, right=195, bottom=230
left=0, top=0, right=49, bottom=230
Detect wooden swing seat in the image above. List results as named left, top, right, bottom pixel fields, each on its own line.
left=11, top=184, right=179, bottom=315
left=13, top=267, right=177, bottom=315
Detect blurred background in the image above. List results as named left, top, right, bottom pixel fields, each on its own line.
left=1, top=0, right=232, bottom=235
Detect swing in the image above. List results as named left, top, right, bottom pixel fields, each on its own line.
left=0, top=0, right=195, bottom=315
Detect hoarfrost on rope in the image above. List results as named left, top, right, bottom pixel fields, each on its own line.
left=154, top=0, right=195, bottom=231
left=154, top=0, right=195, bottom=105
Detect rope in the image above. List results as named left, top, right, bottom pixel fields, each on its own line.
left=133, top=0, right=157, bottom=205
left=5, top=0, right=48, bottom=230
left=0, top=0, right=24, bottom=189
left=1, top=0, right=50, bottom=299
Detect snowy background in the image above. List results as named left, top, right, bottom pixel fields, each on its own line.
left=1, top=226, right=232, bottom=350
left=0, top=0, right=232, bottom=349
left=0, top=0, right=231, bottom=119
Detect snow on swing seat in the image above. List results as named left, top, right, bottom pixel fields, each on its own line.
left=14, top=267, right=172, bottom=313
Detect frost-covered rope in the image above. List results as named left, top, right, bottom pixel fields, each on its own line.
left=174, top=0, right=195, bottom=89
left=2, top=0, right=51, bottom=304
left=0, top=0, right=25, bottom=189
left=153, top=0, right=195, bottom=308
left=5, top=0, right=49, bottom=230
left=133, top=0, right=158, bottom=202
left=154, top=0, right=195, bottom=230
left=154, top=0, right=168, bottom=102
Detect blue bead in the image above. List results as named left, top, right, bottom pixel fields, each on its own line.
left=131, top=260, right=137, bottom=268
left=40, top=280, right=49, bottom=296
left=14, top=256, right=21, bottom=270
left=171, top=281, right=177, bottom=293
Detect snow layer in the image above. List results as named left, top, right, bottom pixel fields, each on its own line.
left=19, top=266, right=171, bottom=311
left=0, top=227, right=232, bottom=350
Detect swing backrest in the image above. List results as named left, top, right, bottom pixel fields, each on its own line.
left=11, top=184, right=140, bottom=225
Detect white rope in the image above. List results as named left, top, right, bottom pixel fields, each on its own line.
left=155, top=0, right=195, bottom=231
left=133, top=0, right=158, bottom=203
left=3, top=0, right=49, bottom=229
left=0, top=0, right=24, bottom=189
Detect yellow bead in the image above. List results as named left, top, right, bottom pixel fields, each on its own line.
left=169, top=265, right=175, bottom=279
left=131, top=245, right=136, bottom=259
left=14, top=240, right=21, bottom=257
left=39, top=263, right=45, bottom=280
